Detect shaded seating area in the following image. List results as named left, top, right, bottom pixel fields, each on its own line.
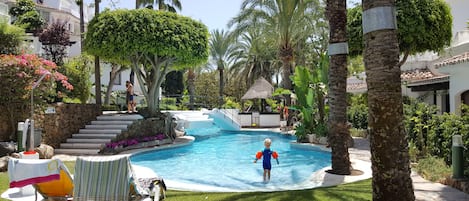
left=240, top=77, right=280, bottom=127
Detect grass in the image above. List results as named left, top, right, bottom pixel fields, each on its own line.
left=0, top=161, right=372, bottom=201
left=165, top=179, right=372, bottom=201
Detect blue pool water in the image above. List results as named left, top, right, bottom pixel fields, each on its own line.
left=131, top=128, right=331, bottom=191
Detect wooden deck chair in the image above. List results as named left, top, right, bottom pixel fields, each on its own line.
left=73, top=155, right=148, bottom=201
left=8, top=158, right=73, bottom=200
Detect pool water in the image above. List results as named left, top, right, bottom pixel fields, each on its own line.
left=131, top=128, right=331, bottom=191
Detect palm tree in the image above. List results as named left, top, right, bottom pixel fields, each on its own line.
left=136, top=0, right=181, bottom=12
left=229, top=29, right=278, bottom=86
left=325, top=0, right=351, bottom=175
left=362, top=0, right=415, bottom=199
left=230, top=0, right=319, bottom=105
left=209, top=29, right=238, bottom=107
left=76, top=0, right=84, bottom=52
left=94, top=0, right=101, bottom=107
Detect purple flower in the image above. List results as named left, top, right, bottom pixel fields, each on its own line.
left=127, top=139, right=139, bottom=146
left=156, top=134, right=165, bottom=140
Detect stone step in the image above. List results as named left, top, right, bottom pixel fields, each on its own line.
left=55, top=148, right=100, bottom=155
left=97, top=114, right=143, bottom=121
left=79, top=129, right=122, bottom=134
left=72, top=133, right=117, bottom=139
left=85, top=124, right=128, bottom=130
left=91, top=120, right=134, bottom=125
left=66, top=138, right=111, bottom=143
left=60, top=143, right=103, bottom=149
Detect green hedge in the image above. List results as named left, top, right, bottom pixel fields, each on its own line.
left=347, top=103, right=368, bottom=129
left=348, top=96, right=469, bottom=175
left=404, top=101, right=469, bottom=175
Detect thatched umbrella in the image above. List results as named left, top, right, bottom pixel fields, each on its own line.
left=241, top=77, right=274, bottom=112
left=241, top=77, right=274, bottom=100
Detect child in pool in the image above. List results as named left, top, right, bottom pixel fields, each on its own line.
left=254, top=138, right=279, bottom=182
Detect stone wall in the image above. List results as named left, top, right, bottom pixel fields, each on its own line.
left=42, top=103, right=101, bottom=148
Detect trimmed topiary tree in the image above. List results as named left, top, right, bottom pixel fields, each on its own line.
left=348, top=0, right=452, bottom=65
left=84, top=9, right=209, bottom=116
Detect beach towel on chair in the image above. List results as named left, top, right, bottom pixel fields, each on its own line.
left=73, top=155, right=147, bottom=201
left=8, top=158, right=61, bottom=188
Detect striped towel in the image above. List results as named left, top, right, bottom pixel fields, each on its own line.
left=8, top=158, right=61, bottom=188
left=73, top=155, right=143, bottom=201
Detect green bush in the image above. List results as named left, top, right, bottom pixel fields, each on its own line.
left=102, top=104, right=119, bottom=111
left=404, top=100, right=469, bottom=175
left=222, top=97, right=241, bottom=109
left=415, top=156, right=452, bottom=182
left=404, top=99, right=438, bottom=159
left=347, top=103, right=368, bottom=129
left=349, top=128, right=367, bottom=138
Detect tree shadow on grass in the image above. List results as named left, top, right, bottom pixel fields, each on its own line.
left=165, top=179, right=372, bottom=201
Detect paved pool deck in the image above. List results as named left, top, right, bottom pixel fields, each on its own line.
left=41, top=132, right=469, bottom=200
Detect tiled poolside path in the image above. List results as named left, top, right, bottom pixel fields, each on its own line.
left=50, top=136, right=469, bottom=200
left=351, top=138, right=469, bottom=201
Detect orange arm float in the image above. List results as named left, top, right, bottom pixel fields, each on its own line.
left=272, top=151, right=279, bottom=164
left=272, top=151, right=278, bottom=159
left=256, top=152, right=262, bottom=159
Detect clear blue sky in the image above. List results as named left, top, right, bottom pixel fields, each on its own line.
left=85, top=0, right=360, bottom=31
left=85, top=0, right=243, bottom=31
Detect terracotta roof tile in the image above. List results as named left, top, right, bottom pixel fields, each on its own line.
left=346, top=68, right=447, bottom=93
left=400, top=68, right=436, bottom=82
left=434, top=52, right=469, bottom=68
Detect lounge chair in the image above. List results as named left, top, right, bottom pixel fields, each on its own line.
left=73, top=155, right=152, bottom=201
left=7, top=158, right=73, bottom=200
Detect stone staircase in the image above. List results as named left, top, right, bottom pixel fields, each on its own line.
left=54, top=113, right=143, bottom=155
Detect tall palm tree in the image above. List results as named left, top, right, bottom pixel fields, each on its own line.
left=362, top=0, right=415, bottom=199
left=230, top=0, right=319, bottom=105
left=136, top=0, right=181, bottom=12
left=326, top=0, right=351, bottom=175
left=209, top=29, right=238, bottom=107
left=229, top=29, right=278, bottom=86
left=76, top=0, right=84, bottom=52
left=94, top=0, right=101, bottom=107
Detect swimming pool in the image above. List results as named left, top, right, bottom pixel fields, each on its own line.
left=131, top=128, right=331, bottom=192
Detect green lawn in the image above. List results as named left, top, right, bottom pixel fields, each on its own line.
left=0, top=162, right=372, bottom=201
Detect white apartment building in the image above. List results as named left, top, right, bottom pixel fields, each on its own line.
left=1, top=0, right=93, bottom=57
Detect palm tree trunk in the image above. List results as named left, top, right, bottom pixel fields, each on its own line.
left=187, top=68, right=196, bottom=110
left=363, top=0, right=415, bottom=200
left=326, top=0, right=351, bottom=175
left=94, top=0, right=101, bottom=108
left=281, top=58, right=293, bottom=106
left=219, top=67, right=224, bottom=107
left=78, top=0, right=84, bottom=52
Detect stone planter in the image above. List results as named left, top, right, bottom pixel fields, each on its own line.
left=318, top=136, right=328, bottom=145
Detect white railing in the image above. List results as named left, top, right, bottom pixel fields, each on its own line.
left=219, top=109, right=241, bottom=127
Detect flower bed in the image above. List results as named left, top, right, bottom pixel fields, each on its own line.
left=101, top=134, right=171, bottom=154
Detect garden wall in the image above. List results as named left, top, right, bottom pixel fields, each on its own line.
left=42, top=103, right=101, bottom=148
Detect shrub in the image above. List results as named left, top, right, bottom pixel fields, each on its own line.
left=102, top=105, right=119, bottom=111
left=415, top=156, right=452, bottom=182
left=349, top=128, right=367, bottom=138
left=347, top=103, right=368, bottom=129
left=222, top=97, right=241, bottom=109
left=0, top=54, right=72, bottom=140
left=404, top=99, right=438, bottom=158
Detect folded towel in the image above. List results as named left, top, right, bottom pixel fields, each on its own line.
left=8, top=158, right=61, bottom=188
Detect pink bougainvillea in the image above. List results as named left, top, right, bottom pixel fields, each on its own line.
left=0, top=54, right=73, bottom=107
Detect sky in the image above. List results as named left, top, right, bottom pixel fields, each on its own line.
left=84, top=0, right=361, bottom=32
left=85, top=0, right=244, bottom=31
